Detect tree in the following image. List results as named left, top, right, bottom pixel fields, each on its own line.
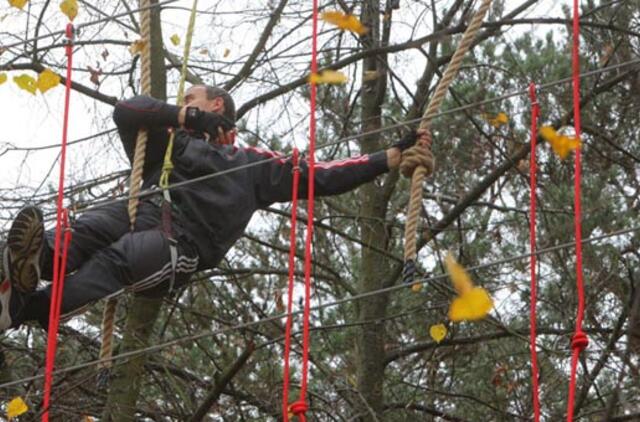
left=0, top=0, right=638, bottom=420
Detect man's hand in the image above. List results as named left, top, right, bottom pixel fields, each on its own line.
left=182, top=107, right=235, bottom=139
left=387, top=128, right=430, bottom=169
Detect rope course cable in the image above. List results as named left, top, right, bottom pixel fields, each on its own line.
left=29, top=54, right=633, bottom=222
left=0, top=224, right=636, bottom=391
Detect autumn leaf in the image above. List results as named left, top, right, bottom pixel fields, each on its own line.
left=7, top=397, right=28, bottom=420
left=223, top=48, right=230, bottom=58
left=539, top=126, right=581, bottom=160
left=445, top=254, right=493, bottom=322
left=37, top=68, right=61, bottom=93
left=411, top=282, right=422, bottom=293
left=429, top=323, right=447, bottom=343
left=309, top=70, right=348, bottom=85
left=13, top=73, right=37, bottom=94
left=87, top=65, right=101, bottom=86
left=199, top=48, right=209, bottom=55
left=485, top=112, right=509, bottom=128
left=8, top=0, right=28, bottom=10
left=321, top=11, right=368, bottom=35
left=59, top=0, right=78, bottom=21
left=129, top=39, right=146, bottom=56
left=0, top=73, right=7, bottom=85
left=170, top=33, right=180, bottom=46
left=101, top=49, right=109, bottom=61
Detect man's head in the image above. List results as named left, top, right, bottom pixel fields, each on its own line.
left=184, top=85, right=236, bottom=124
left=184, top=85, right=237, bottom=144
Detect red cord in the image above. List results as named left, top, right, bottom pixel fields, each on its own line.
left=42, top=23, right=74, bottom=422
left=567, top=1, right=588, bottom=420
left=282, top=148, right=300, bottom=422
left=289, top=2, right=319, bottom=420
left=529, top=82, right=541, bottom=422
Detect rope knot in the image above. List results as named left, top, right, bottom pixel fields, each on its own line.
left=571, top=331, right=588, bottom=351
left=399, top=144, right=434, bottom=178
left=288, top=400, right=308, bottom=420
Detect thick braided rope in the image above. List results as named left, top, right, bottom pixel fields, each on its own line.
left=98, top=0, right=153, bottom=373
left=402, top=0, right=492, bottom=265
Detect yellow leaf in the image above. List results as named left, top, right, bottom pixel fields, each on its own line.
left=59, top=0, right=78, bottom=21
left=199, top=48, right=209, bottom=55
left=129, top=39, right=146, bottom=56
left=448, top=287, right=493, bottom=321
left=445, top=253, right=493, bottom=322
left=37, top=68, right=61, bottom=93
left=321, top=11, right=368, bottom=35
left=223, top=48, right=230, bottom=58
left=411, top=282, right=423, bottom=293
left=13, top=73, right=37, bottom=94
left=309, top=70, right=348, bottom=85
left=170, top=33, right=180, bottom=46
left=0, top=73, right=7, bottom=85
left=486, top=112, right=509, bottom=128
left=8, top=0, right=28, bottom=10
left=539, top=125, right=581, bottom=160
left=7, top=397, right=28, bottom=420
left=444, top=254, right=473, bottom=295
left=429, top=323, right=447, bottom=343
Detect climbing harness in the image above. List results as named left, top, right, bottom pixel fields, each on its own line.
left=42, top=23, right=75, bottom=422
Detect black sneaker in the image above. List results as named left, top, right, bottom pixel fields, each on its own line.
left=0, top=250, right=28, bottom=331
left=6, top=206, right=44, bottom=293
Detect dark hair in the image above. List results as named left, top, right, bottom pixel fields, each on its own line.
left=203, top=85, right=236, bottom=123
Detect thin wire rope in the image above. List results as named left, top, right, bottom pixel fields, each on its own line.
left=50, top=56, right=639, bottom=215
left=0, top=224, right=636, bottom=390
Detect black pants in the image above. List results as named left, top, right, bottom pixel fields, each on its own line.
left=21, top=199, right=199, bottom=327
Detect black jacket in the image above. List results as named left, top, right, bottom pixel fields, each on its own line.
left=113, top=96, right=389, bottom=269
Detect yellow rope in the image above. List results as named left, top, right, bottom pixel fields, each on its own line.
left=98, top=0, right=153, bottom=376
left=159, top=0, right=199, bottom=189
left=401, top=0, right=493, bottom=283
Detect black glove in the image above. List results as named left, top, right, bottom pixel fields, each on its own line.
left=391, top=129, right=418, bottom=152
left=184, top=107, right=235, bottom=139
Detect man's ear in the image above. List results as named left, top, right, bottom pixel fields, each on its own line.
left=210, top=97, right=225, bottom=114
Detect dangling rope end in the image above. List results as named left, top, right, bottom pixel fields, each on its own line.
left=402, top=259, right=417, bottom=285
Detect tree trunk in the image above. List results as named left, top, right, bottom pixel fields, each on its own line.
left=103, top=1, right=167, bottom=420
left=355, top=1, right=392, bottom=420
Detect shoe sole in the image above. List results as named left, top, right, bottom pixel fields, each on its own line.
left=7, top=206, right=44, bottom=293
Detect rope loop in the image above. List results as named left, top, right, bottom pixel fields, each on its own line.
left=571, top=331, right=588, bottom=352
left=399, top=143, right=434, bottom=178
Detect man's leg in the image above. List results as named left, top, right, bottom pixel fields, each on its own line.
left=19, top=229, right=199, bottom=328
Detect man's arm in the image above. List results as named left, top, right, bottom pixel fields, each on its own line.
left=112, top=95, right=182, bottom=165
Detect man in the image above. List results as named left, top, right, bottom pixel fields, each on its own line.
left=0, top=85, right=429, bottom=331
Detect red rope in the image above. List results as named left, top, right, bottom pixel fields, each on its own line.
left=42, top=23, right=75, bottom=422
left=288, top=2, right=319, bottom=420
left=567, top=1, right=588, bottom=420
left=284, top=2, right=318, bottom=419
left=282, top=148, right=300, bottom=422
left=528, top=82, right=541, bottom=422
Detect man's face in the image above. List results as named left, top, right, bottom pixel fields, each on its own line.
left=184, top=85, right=225, bottom=114
left=184, top=85, right=236, bottom=145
